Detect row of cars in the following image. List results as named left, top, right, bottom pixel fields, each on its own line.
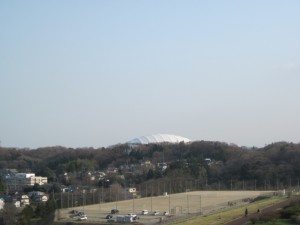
left=106, top=210, right=171, bottom=223
left=106, top=209, right=169, bottom=220
left=142, top=209, right=169, bottom=216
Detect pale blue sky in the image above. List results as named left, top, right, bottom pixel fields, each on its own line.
left=1, top=1, right=299, bottom=148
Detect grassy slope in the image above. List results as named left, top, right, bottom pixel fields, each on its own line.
left=244, top=220, right=294, bottom=225
left=168, top=196, right=289, bottom=225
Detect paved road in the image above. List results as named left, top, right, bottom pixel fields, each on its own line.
left=225, top=196, right=300, bottom=225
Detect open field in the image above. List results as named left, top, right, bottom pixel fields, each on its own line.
left=55, top=190, right=275, bottom=224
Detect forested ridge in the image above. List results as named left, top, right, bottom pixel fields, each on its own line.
left=1, top=141, right=300, bottom=190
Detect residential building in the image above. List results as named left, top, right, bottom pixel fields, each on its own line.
left=5, top=173, right=48, bottom=192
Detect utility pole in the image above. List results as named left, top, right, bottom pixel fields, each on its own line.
left=82, top=191, right=85, bottom=213
left=169, top=181, right=172, bottom=213
left=151, top=183, right=153, bottom=212
left=61, top=192, right=63, bottom=209
left=169, top=193, right=171, bottom=214
left=199, top=195, right=202, bottom=214
left=132, top=194, right=135, bottom=213
left=110, top=186, right=111, bottom=202
left=264, top=179, right=267, bottom=191
left=187, top=194, right=189, bottom=214
left=101, top=186, right=103, bottom=205
left=99, top=190, right=101, bottom=212
left=151, top=195, right=153, bottom=213
left=116, top=191, right=118, bottom=210
left=68, top=191, right=69, bottom=208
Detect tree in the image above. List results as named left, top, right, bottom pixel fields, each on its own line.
left=2, top=203, right=17, bottom=225
left=45, top=198, right=57, bottom=213
left=147, top=169, right=155, bottom=180
left=50, top=183, right=61, bottom=193
left=0, top=177, right=6, bottom=193
left=37, top=166, right=57, bottom=182
left=19, top=205, right=34, bottom=225
left=35, top=202, right=47, bottom=217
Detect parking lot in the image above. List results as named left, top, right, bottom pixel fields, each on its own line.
left=56, top=190, right=273, bottom=224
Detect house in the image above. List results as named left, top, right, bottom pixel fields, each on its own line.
left=13, top=200, right=20, bottom=208
left=124, top=187, right=137, bottom=198
left=34, top=195, right=48, bottom=202
left=28, top=191, right=49, bottom=202
left=20, top=195, right=30, bottom=206
left=0, top=198, right=4, bottom=210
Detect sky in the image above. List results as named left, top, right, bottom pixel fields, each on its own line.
left=0, top=1, right=300, bottom=149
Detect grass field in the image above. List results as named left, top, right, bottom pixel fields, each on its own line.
left=169, top=195, right=289, bottom=225
left=55, top=190, right=276, bottom=224
left=244, top=220, right=294, bottom=225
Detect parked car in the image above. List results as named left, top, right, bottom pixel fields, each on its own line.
left=70, top=210, right=78, bottom=214
left=105, top=214, right=113, bottom=219
left=77, top=211, right=85, bottom=216
left=153, top=211, right=159, bottom=215
left=163, top=211, right=169, bottom=216
left=111, top=209, right=119, bottom=214
left=78, top=215, right=87, bottom=221
left=128, top=213, right=137, bottom=219
left=142, top=209, right=149, bottom=215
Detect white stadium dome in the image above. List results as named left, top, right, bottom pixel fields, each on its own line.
left=128, top=134, right=191, bottom=145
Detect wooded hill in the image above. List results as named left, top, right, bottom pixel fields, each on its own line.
left=1, top=141, right=300, bottom=191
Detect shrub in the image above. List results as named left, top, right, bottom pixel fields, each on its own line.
left=258, top=211, right=280, bottom=222
left=251, top=195, right=271, bottom=203
left=296, top=215, right=300, bottom=224
left=250, top=217, right=257, bottom=224
left=280, top=202, right=300, bottom=219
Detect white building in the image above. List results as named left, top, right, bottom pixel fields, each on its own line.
left=128, top=134, right=191, bottom=145
left=5, top=173, right=48, bottom=192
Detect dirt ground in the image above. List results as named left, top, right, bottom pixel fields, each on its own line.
left=56, top=190, right=273, bottom=224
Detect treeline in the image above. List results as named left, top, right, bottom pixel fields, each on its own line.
left=1, top=141, right=300, bottom=190
left=1, top=197, right=56, bottom=225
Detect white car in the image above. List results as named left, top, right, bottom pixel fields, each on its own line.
left=163, top=211, right=169, bottom=216
left=128, top=213, right=137, bottom=219
left=153, top=211, right=159, bottom=215
left=142, top=210, right=148, bottom=215
left=78, top=215, right=87, bottom=221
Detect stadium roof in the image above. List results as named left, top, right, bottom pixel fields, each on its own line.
left=128, top=134, right=191, bottom=145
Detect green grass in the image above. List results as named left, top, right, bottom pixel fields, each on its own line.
left=245, top=219, right=296, bottom=225
left=167, top=196, right=289, bottom=225
left=30, top=218, right=42, bottom=225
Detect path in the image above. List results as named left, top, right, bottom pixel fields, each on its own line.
left=225, top=195, right=300, bottom=225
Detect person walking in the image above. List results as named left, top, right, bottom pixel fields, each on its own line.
left=245, top=208, right=248, bottom=217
